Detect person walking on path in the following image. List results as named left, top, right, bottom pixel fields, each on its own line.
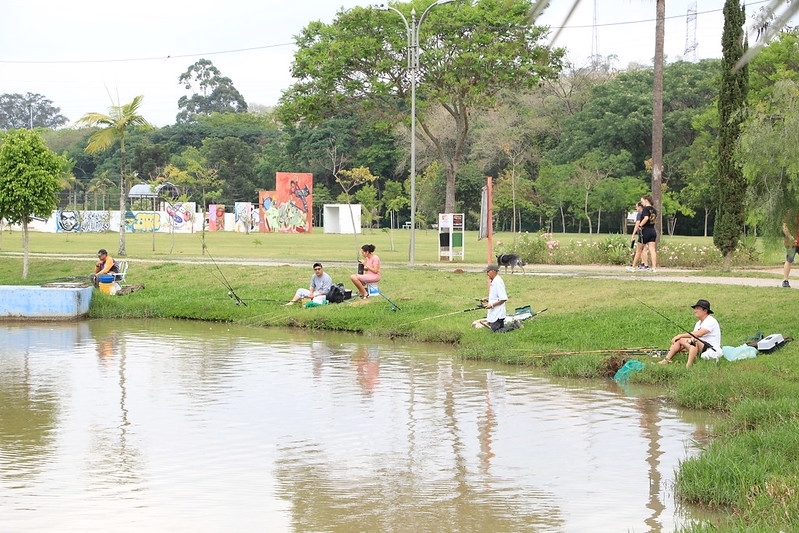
left=782, top=213, right=799, bottom=288
left=658, top=299, right=722, bottom=367
left=630, top=194, right=658, bottom=272
left=351, top=244, right=381, bottom=299
left=286, top=262, right=333, bottom=305
left=480, top=264, right=508, bottom=332
left=628, top=201, right=650, bottom=271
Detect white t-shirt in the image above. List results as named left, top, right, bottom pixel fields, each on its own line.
left=695, top=315, right=722, bottom=358
left=487, top=275, right=508, bottom=322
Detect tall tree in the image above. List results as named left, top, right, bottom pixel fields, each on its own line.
left=279, top=0, right=562, bottom=213
left=77, top=95, right=152, bottom=257
left=714, top=0, right=749, bottom=270
left=177, top=59, right=248, bottom=123
left=0, top=92, right=69, bottom=130
left=0, top=129, right=66, bottom=278
left=650, top=0, right=665, bottom=240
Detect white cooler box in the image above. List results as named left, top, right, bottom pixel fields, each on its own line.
left=757, top=334, right=785, bottom=353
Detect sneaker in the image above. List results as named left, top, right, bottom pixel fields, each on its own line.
left=626, top=266, right=635, bottom=272
left=783, top=280, right=791, bottom=288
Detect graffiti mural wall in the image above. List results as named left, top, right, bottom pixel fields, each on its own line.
left=258, top=172, right=313, bottom=233
left=45, top=204, right=198, bottom=234
left=258, top=191, right=277, bottom=233
left=208, top=204, right=226, bottom=231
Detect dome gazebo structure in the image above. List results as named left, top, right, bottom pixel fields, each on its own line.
left=128, top=182, right=180, bottom=211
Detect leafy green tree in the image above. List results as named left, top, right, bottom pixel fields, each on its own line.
left=0, top=92, right=69, bottom=130
left=336, top=165, right=378, bottom=255
left=0, top=129, right=66, bottom=278
left=714, top=0, right=749, bottom=270
left=737, top=79, right=799, bottom=245
left=570, top=150, right=634, bottom=237
left=200, top=136, right=257, bottom=204
left=354, top=183, right=380, bottom=228
left=177, top=59, right=248, bottom=123
left=171, top=147, right=223, bottom=255
left=77, top=95, right=152, bottom=257
left=279, top=0, right=562, bottom=213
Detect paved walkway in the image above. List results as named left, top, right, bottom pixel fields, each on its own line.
left=3, top=252, right=793, bottom=289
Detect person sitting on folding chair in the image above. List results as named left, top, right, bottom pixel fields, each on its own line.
left=91, top=248, right=119, bottom=287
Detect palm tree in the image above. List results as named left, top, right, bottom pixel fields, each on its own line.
left=88, top=171, right=115, bottom=210
left=77, top=95, right=151, bottom=256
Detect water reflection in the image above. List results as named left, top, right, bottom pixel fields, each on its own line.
left=0, top=319, right=719, bottom=532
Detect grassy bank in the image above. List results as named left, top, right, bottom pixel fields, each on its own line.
left=1, top=231, right=798, bottom=531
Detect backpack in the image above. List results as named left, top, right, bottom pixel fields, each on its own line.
left=327, top=283, right=346, bottom=304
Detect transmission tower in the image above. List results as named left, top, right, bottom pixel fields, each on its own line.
left=590, top=0, right=601, bottom=68
left=684, top=1, right=698, bottom=62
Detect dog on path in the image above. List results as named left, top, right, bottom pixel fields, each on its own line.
left=496, top=253, right=525, bottom=274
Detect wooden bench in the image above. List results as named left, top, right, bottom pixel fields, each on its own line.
left=402, top=221, right=412, bottom=229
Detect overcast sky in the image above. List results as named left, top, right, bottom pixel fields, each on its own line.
left=0, top=0, right=784, bottom=127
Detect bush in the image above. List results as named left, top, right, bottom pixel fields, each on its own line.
left=498, top=231, right=762, bottom=268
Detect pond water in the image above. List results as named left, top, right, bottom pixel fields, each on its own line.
left=0, top=319, right=719, bottom=532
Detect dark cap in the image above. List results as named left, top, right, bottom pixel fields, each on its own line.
left=97, top=249, right=108, bottom=256
left=690, top=299, right=713, bottom=314
left=484, top=264, right=499, bottom=272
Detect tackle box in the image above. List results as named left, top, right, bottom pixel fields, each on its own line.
left=757, top=334, right=785, bottom=353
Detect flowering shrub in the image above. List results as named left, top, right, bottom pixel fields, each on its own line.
left=497, top=232, right=761, bottom=268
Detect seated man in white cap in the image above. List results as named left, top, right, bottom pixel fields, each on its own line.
left=659, top=299, right=722, bottom=367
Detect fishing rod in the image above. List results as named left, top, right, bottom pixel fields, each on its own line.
left=634, top=297, right=718, bottom=353
left=519, top=346, right=660, bottom=358
left=374, top=290, right=401, bottom=311
left=197, top=237, right=248, bottom=307
left=402, top=303, right=486, bottom=326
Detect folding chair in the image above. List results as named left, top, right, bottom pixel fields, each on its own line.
left=113, top=260, right=129, bottom=286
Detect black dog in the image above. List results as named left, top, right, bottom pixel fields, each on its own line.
left=496, top=253, right=525, bottom=274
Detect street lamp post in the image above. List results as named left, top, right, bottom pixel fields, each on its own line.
left=376, top=0, right=453, bottom=266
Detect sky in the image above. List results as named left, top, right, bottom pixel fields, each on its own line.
left=0, top=0, right=784, bottom=127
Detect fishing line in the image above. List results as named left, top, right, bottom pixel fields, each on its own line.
left=634, top=297, right=718, bottom=352
left=194, top=235, right=247, bottom=307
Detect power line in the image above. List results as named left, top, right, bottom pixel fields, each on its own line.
left=0, top=42, right=294, bottom=66
left=547, top=0, right=770, bottom=30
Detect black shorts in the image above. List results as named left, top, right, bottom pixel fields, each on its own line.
left=489, top=319, right=505, bottom=332
left=641, top=226, right=657, bottom=244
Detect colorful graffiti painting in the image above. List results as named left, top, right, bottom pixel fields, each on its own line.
left=275, top=172, right=313, bottom=233
left=259, top=191, right=278, bottom=233
left=165, top=202, right=195, bottom=232
left=209, top=204, right=225, bottom=231
left=234, top=202, right=258, bottom=233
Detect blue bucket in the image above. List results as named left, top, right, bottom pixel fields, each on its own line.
left=98, top=274, right=115, bottom=283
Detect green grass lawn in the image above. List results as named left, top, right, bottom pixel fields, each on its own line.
left=1, top=228, right=798, bottom=531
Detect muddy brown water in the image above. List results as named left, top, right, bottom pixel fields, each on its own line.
left=0, top=319, right=722, bottom=532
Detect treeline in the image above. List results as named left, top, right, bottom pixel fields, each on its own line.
left=12, top=32, right=799, bottom=237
